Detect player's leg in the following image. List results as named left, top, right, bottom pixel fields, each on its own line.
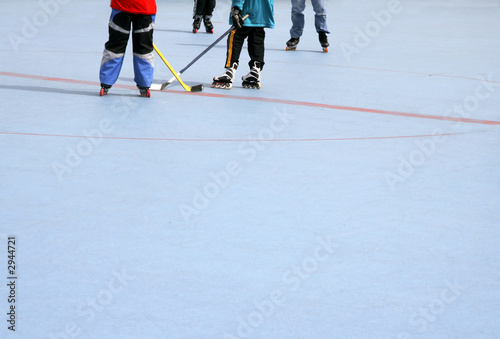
left=131, top=13, right=155, bottom=96
left=311, top=0, right=330, bottom=50
left=243, top=28, right=265, bottom=89
left=290, top=0, right=306, bottom=39
left=211, top=27, right=248, bottom=89
left=192, top=0, right=204, bottom=33
left=99, top=9, right=132, bottom=94
left=311, top=0, right=329, bottom=33
left=203, top=0, right=216, bottom=33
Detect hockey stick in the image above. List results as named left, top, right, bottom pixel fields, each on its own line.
left=152, top=43, right=204, bottom=92
left=156, top=14, right=249, bottom=90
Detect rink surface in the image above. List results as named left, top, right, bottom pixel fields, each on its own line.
left=1, top=0, right=500, bottom=338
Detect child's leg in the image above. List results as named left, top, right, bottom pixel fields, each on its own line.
left=99, top=9, right=132, bottom=87
left=241, top=28, right=265, bottom=89
left=203, top=0, right=216, bottom=16
left=225, top=27, right=249, bottom=68
left=247, top=27, right=265, bottom=69
left=311, top=0, right=329, bottom=33
left=290, top=0, right=306, bottom=38
left=193, top=0, right=206, bottom=17
left=202, top=0, right=216, bottom=32
left=131, top=14, right=156, bottom=88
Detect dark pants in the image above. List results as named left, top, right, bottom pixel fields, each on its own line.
left=193, top=0, right=216, bottom=17
left=100, top=10, right=155, bottom=88
left=225, top=26, right=266, bottom=70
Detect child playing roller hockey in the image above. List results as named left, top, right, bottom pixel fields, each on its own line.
left=99, top=0, right=157, bottom=97
left=211, top=0, right=274, bottom=90
left=192, top=0, right=216, bottom=33
left=285, top=0, right=330, bottom=52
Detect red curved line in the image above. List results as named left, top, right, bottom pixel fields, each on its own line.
left=1, top=71, right=499, bottom=126
left=0, top=131, right=462, bottom=142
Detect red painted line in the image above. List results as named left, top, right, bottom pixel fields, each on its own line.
left=178, top=91, right=500, bottom=125
left=0, top=130, right=461, bottom=142
left=0, top=71, right=132, bottom=89
left=1, top=71, right=499, bottom=126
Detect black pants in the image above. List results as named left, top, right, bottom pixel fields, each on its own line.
left=193, top=0, right=216, bottom=17
left=104, top=10, right=155, bottom=56
left=225, top=27, right=266, bottom=70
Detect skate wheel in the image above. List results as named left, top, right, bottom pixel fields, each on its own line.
left=323, top=47, right=328, bottom=53
left=211, top=82, right=232, bottom=89
left=140, top=89, right=151, bottom=98
left=99, top=88, right=108, bottom=96
left=286, top=46, right=296, bottom=51
left=193, top=29, right=198, bottom=34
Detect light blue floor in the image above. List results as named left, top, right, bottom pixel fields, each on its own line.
left=1, top=1, right=500, bottom=338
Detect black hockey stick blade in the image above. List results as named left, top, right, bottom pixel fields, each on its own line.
left=190, top=84, right=204, bottom=92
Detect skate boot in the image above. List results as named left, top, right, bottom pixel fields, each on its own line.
left=99, top=83, right=111, bottom=96
left=318, top=31, right=329, bottom=52
left=192, top=15, right=202, bottom=33
left=204, top=16, right=214, bottom=34
left=241, top=62, right=261, bottom=89
left=211, top=63, right=237, bottom=89
left=286, top=37, right=299, bottom=51
left=138, top=86, right=151, bottom=98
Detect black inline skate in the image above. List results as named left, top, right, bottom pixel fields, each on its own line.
left=319, top=31, right=329, bottom=52
left=192, top=15, right=202, bottom=33
left=241, top=62, right=262, bottom=89
left=211, top=63, right=238, bottom=89
left=204, top=15, right=214, bottom=34
left=286, top=37, right=300, bottom=51
left=138, top=85, right=151, bottom=98
left=99, top=83, right=111, bottom=96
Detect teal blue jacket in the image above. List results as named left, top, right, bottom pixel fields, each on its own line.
left=230, top=0, right=274, bottom=29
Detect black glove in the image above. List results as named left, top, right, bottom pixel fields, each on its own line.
left=231, top=7, right=244, bottom=29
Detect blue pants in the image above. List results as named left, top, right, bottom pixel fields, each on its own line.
left=99, top=9, right=156, bottom=88
left=290, top=0, right=329, bottom=38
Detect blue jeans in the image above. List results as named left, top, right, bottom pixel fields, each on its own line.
left=290, top=0, right=329, bottom=38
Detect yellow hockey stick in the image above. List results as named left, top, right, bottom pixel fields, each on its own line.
left=153, top=43, right=204, bottom=92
